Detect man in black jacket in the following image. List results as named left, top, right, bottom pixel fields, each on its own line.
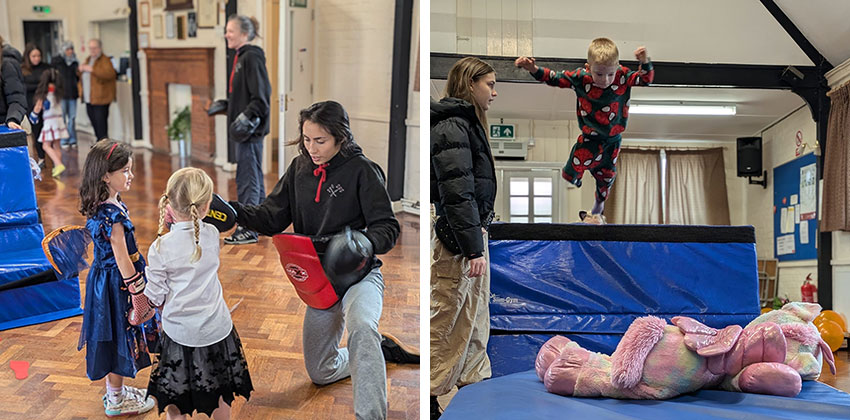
left=52, top=41, right=79, bottom=147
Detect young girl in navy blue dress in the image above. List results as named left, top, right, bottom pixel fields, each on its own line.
left=78, top=139, right=158, bottom=417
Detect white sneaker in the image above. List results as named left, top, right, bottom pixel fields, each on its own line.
left=104, top=385, right=155, bottom=417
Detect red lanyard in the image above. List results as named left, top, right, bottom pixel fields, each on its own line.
left=228, top=52, right=239, bottom=94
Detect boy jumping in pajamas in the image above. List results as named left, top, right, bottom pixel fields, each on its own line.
left=516, top=38, right=654, bottom=218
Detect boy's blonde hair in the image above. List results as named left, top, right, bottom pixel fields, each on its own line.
left=587, top=38, right=619, bottom=66
left=156, top=167, right=214, bottom=263
left=443, top=56, right=495, bottom=137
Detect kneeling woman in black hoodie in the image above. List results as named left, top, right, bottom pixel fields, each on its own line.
left=231, top=101, right=416, bottom=419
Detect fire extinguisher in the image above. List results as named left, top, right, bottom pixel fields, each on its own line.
left=801, top=273, right=817, bottom=303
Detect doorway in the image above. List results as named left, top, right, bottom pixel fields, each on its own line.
left=23, top=20, right=63, bottom=64
left=279, top=0, right=314, bottom=176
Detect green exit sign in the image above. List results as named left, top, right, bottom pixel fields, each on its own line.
left=490, top=124, right=515, bottom=139
left=33, top=5, right=51, bottom=13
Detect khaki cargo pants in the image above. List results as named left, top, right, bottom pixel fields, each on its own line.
left=430, top=215, right=491, bottom=396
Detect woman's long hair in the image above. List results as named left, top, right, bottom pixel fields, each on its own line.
left=22, top=43, right=41, bottom=76
left=287, top=100, right=359, bottom=158
left=34, top=68, right=64, bottom=103
left=79, top=140, right=133, bottom=217
left=443, top=56, right=495, bottom=137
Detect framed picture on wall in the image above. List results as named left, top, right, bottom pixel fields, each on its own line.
left=152, top=0, right=163, bottom=8
left=197, top=0, right=216, bottom=28
left=165, top=0, right=193, bottom=11
left=140, top=1, right=151, bottom=27
left=166, top=12, right=175, bottom=39
left=154, top=14, right=163, bottom=38
left=177, top=15, right=186, bottom=40
left=188, top=12, right=198, bottom=38
left=139, top=32, right=150, bottom=48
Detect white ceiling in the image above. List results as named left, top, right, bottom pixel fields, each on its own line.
left=430, top=0, right=850, bottom=142
left=431, top=80, right=806, bottom=142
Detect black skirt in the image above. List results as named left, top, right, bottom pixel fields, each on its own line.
left=147, top=326, right=253, bottom=416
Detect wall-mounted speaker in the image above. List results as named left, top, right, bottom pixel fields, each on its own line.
left=737, top=137, right=762, bottom=177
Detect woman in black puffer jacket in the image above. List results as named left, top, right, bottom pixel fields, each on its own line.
left=429, top=56, right=498, bottom=419
left=22, top=44, right=49, bottom=162
left=0, top=36, right=26, bottom=129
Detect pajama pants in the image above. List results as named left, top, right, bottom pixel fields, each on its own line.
left=561, top=134, right=622, bottom=203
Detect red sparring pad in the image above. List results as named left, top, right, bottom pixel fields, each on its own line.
left=272, top=233, right=338, bottom=309
left=10, top=360, right=29, bottom=380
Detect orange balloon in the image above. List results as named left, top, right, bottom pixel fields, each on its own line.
left=815, top=310, right=847, bottom=333
left=761, top=307, right=773, bottom=314
left=817, top=319, right=844, bottom=353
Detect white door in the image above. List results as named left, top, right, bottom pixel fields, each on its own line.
left=279, top=2, right=314, bottom=177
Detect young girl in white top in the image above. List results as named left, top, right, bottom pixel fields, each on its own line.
left=144, top=167, right=253, bottom=419
left=30, top=68, right=68, bottom=177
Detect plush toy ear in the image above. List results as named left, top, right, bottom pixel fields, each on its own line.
left=781, top=302, right=822, bottom=322
left=818, top=337, right=836, bottom=375
left=672, top=316, right=742, bottom=356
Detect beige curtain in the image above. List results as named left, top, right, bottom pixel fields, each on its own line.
left=666, top=148, right=730, bottom=225
left=822, top=84, right=850, bottom=231
left=606, top=149, right=662, bottom=224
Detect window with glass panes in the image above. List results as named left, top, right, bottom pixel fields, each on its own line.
left=506, top=171, right=556, bottom=223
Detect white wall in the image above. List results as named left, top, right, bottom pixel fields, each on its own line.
left=431, top=0, right=811, bottom=66
left=314, top=0, right=394, bottom=172
left=743, top=105, right=818, bottom=301
left=485, top=115, right=744, bottom=225
left=314, top=0, right=419, bottom=205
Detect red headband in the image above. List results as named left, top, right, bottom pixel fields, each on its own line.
left=106, top=143, right=118, bottom=159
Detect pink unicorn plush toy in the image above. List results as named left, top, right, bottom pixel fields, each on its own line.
left=536, top=302, right=835, bottom=399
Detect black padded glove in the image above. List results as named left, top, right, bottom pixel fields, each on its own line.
left=229, top=112, right=261, bottom=143
left=207, top=99, right=228, bottom=116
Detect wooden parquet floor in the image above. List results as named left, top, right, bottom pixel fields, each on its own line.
left=0, top=136, right=420, bottom=419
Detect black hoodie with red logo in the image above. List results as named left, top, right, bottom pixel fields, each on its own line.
left=231, top=143, right=400, bottom=265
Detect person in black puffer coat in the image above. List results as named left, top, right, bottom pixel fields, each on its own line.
left=429, top=56, right=498, bottom=420
left=0, top=36, right=26, bottom=129
left=22, top=43, right=49, bottom=163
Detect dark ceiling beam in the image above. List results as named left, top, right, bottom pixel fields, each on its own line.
left=759, top=0, right=833, bottom=71
left=431, top=52, right=821, bottom=89
left=758, top=1, right=833, bottom=311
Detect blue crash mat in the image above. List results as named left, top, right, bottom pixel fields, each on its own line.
left=0, top=129, right=82, bottom=330
left=486, top=223, right=760, bottom=376
left=441, top=370, right=850, bottom=420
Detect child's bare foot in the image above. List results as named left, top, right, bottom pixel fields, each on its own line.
left=591, top=199, right=605, bottom=215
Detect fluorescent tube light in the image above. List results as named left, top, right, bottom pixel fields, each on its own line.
left=629, top=103, right=736, bottom=116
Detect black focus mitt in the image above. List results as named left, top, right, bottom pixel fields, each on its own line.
left=202, top=193, right=237, bottom=232
left=322, top=227, right=375, bottom=298
left=207, top=99, right=228, bottom=116
left=230, top=112, right=261, bottom=143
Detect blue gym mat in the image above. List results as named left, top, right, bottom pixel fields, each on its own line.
left=440, top=369, right=850, bottom=420
left=486, top=223, right=760, bottom=377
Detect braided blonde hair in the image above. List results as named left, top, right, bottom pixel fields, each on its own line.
left=156, top=167, right=214, bottom=263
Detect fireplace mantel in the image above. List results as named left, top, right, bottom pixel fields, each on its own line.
left=144, top=48, right=216, bottom=161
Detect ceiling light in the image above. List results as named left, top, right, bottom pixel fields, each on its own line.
left=629, top=102, right=737, bottom=116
